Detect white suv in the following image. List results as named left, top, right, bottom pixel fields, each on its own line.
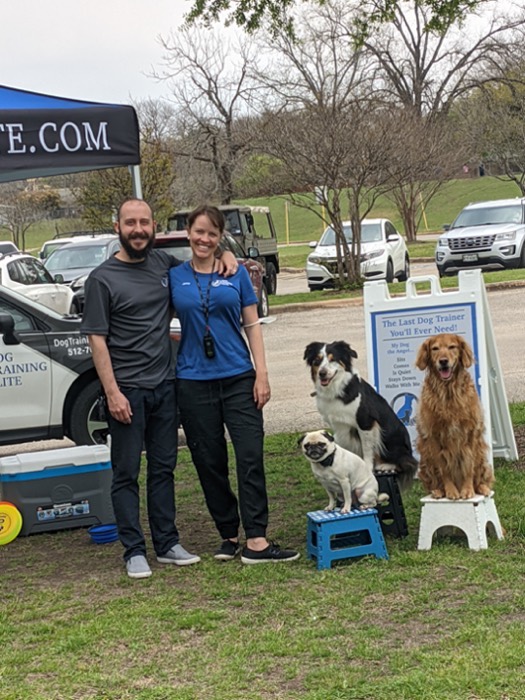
left=306, top=218, right=410, bottom=291
left=436, top=198, right=525, bottom=277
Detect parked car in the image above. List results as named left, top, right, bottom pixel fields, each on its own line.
left=436, top=198, right=525, bottom=277
left=306, top=218, right=410, bottom=291
left=38, top=230, right=115, bottom=260
left=0, top=252, right=73, bottom=314
left=0, top=285, right=105, bottom=446
left=154, top=229, right=269, bottom=317
left=0, top=241, right=19, bottom=255
left=44, top=235, right=121, bottom=312
left=0, top=282, right=182, bottom=448
left=39, top=237, right=78, bottom=261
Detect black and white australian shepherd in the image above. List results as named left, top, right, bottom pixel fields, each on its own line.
left=304, top=340, right=417, bottom=491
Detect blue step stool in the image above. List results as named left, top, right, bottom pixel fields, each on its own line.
left=306, top=508, right=389, bottom=570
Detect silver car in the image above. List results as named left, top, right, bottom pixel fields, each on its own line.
left=436, top=198, right=525, bottom=277
left=44, top=236, right=121, bottom=313
left=306, top=218, right=410, bottom=291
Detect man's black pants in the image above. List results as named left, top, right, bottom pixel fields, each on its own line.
left=108, top=380, right=179, bottom=561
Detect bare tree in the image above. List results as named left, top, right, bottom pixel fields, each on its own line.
left=0, top=183, right=61, bottom=250
left=155, top=27, right=262, bottom=204
left=254, top=2, right=404, bottom=287
left=384, top=111, right=467, bottom=241
left=133, top=99, right=212, bottom=211
left=360, top=0, right=525, bottom=235
left=136, top=98, right=178, bottom=145
left=254, top=1, right=371, bottom=112
left=363, top=0, right=525, bottom=118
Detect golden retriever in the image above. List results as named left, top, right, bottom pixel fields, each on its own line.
left=415, top=333, right=494, bottom=500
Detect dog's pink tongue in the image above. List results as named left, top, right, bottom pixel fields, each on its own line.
left=439, top=367, right=452, bottom=380
left=320, top=377, right=330, bottom=386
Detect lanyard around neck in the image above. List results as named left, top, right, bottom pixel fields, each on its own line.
left=191, top=261, right=215, bottom=329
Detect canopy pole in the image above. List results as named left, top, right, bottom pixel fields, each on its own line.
left=130, top=165, right=143, bottom=199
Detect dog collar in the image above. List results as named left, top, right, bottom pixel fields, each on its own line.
left=318, top=451, right=335, bottom=468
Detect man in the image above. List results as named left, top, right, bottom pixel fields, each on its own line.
left=81, top=198, right=237, bottom=579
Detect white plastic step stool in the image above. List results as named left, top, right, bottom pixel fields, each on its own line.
left=417, top=492, right=504, bottom=551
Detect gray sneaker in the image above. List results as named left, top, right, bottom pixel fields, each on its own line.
left=157, top=544, right=201, bottom=566
left=126, top=555, right=152, bottom=579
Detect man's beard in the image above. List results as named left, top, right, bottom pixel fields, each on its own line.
left=118, top=232, right=154, bottom=260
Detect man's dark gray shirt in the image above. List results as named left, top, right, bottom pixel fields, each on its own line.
left=81, top=250, right=180, bottom=389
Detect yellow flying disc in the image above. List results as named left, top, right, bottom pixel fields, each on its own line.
left=0, top=502, right=23, bottom=545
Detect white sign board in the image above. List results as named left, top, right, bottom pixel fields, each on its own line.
left=363, top=270, right=517, bottom=463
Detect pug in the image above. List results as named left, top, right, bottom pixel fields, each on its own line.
left=299, top=430, right=387, bottom=512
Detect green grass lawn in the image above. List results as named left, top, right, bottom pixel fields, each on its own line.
left=2, top=420, right=525, bottom=700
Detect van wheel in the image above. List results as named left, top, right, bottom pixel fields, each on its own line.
left=265, top=263, right=277, bottom=295
left=257, top=283, right=269, bottom=318
left=69, top=380, right=109, bottom=445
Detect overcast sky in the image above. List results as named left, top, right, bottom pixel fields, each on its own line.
left=1, top=0, right=193, bottom=105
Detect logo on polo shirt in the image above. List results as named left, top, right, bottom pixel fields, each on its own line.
left=212, top=280, right=233, bottom=287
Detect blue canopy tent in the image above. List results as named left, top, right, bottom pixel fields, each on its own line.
left=0, top=85, right=141, bottom=195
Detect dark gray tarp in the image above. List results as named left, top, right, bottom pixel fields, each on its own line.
left=0, top=85, right=140, bottom=183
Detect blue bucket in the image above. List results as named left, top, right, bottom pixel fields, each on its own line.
left=88, top=524, right=119, bottom=544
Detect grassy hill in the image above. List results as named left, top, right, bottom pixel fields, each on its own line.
left=235, top=175, right=523, bottom=243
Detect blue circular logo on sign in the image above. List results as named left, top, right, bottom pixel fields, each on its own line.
left=390, top=393, right=418, bottom=427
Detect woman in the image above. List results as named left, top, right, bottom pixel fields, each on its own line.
left=170, top=204, right=299, bottom=564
